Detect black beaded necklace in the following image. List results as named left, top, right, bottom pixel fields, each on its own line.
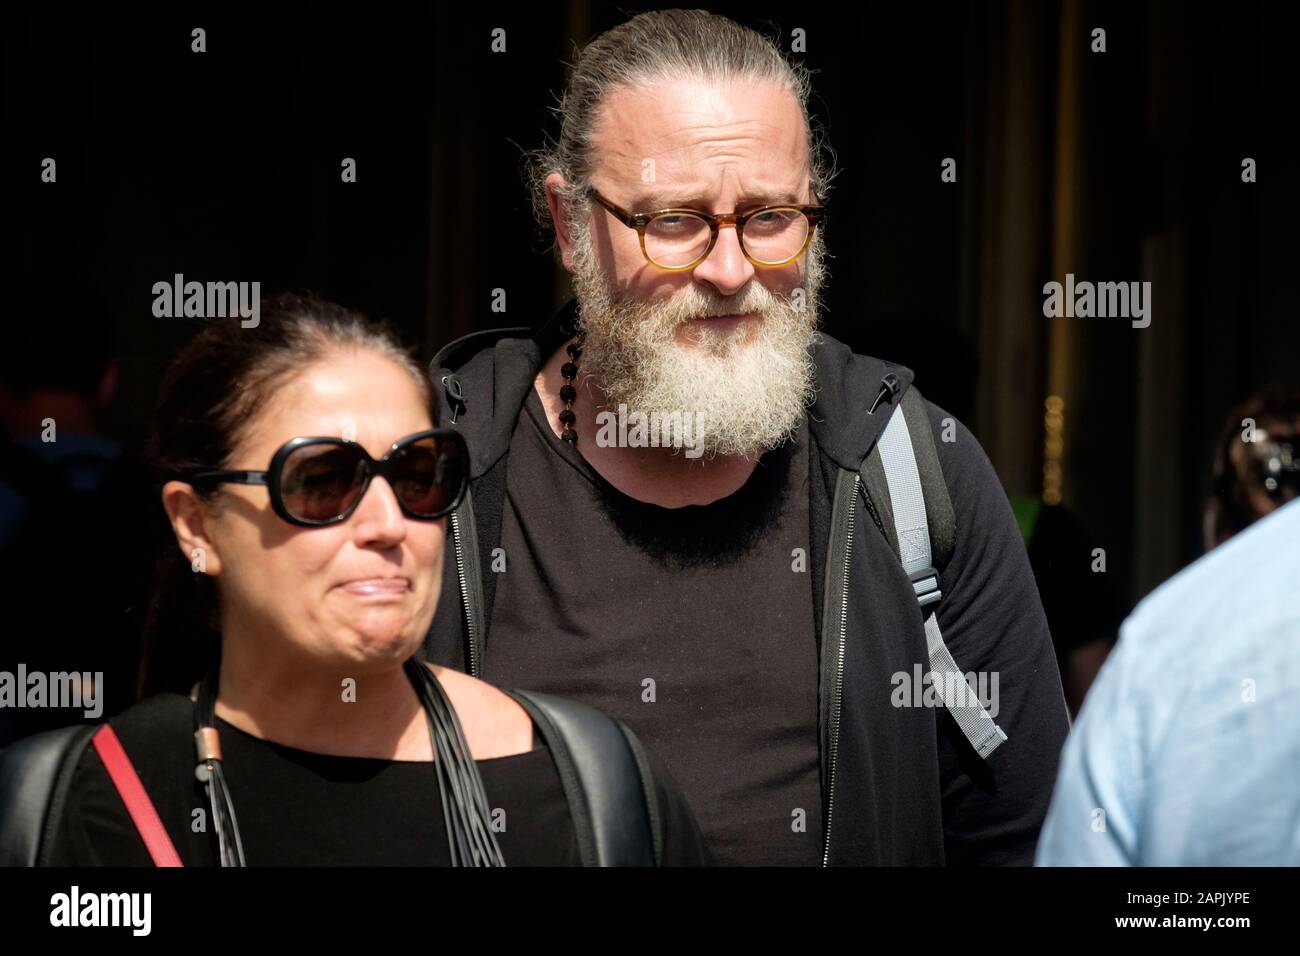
left=559, top=334, right=585, bottom=445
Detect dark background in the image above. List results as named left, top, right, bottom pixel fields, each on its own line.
left=3, top=0, right=1295, bottom=613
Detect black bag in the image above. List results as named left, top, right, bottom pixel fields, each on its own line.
left=0, top=690, right=664, bottom=867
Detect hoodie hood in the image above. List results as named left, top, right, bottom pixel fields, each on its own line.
left=428, top=297, right=916, bottom=479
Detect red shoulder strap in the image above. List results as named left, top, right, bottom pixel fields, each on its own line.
left=92, top=725, right=184, bottom=867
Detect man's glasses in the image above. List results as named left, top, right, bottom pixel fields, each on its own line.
left=187, top=428, right=469, bottom=527
left=586, top=186, right=825, bottom=271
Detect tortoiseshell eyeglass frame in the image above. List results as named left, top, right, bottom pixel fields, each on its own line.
left=584, top=185, right=826, bottom=271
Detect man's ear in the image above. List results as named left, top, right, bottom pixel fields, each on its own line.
left=161, top=480, right=224, bottom=576
left=545, top=173, right=576, bottom=273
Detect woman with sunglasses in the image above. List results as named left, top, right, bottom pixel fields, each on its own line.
left=0, top=293, right=708, bottom=866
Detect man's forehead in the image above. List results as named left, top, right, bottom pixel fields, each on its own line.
left=592, top=77, right=808, bottom=187
left=624, top=183, right=807, bottom=211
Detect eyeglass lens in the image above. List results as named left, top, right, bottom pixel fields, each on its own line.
left=278, top=436, right=465, bottom=523
left=644, top=208, right=811, bottom=268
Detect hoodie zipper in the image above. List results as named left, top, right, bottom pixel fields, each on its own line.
left=449, top=504, right=480, bottom=679
left=447, top=489, right=488, bottom=686
left=822, top=470, right=859, bottom=866
left=440, top=372, right=481, bottom=679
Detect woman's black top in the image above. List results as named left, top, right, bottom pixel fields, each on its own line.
left=46, top=693, right=706, bottom=866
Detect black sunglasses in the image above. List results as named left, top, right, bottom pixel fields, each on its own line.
left=187, top=428, right=469, bottom=527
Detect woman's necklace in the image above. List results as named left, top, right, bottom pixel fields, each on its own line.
left=191, top=660, right=505, bottom=866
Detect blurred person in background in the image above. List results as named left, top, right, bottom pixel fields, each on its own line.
left=1203, top=386, right=1300, bottom=551
left=1036, top=385, right=1300, bottom=866
left=0, top=279, right=152, bottom=745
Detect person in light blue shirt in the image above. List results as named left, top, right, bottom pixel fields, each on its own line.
left=1036, top=495, right=1300, bottom=866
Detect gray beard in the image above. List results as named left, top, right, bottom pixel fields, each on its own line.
left=567, top=216, right=827, bottom=459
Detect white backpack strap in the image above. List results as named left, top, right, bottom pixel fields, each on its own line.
left=875, top=403, right=1008, bottom=759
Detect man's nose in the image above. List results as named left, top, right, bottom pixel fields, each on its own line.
left=691, top=223, right=755, bottom=297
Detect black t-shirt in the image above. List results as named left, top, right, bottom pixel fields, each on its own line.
left=49, top=693, right=580, bottom=866
left=486, top=389, right=822, bottom=865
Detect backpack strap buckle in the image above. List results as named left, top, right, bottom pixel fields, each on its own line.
left=909, top=566, right=942, bottom=608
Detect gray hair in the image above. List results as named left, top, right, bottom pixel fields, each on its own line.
left=523, top=9, right=840, bottom=248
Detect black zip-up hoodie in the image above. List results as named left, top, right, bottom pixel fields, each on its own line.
left=423, top=298, right=1070, bottom=865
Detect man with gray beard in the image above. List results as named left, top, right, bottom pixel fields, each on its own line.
left=424, top=9, right=1068, bottom=865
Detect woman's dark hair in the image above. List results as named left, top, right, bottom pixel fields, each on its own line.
left=138, top=292, right=434, bottom=697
